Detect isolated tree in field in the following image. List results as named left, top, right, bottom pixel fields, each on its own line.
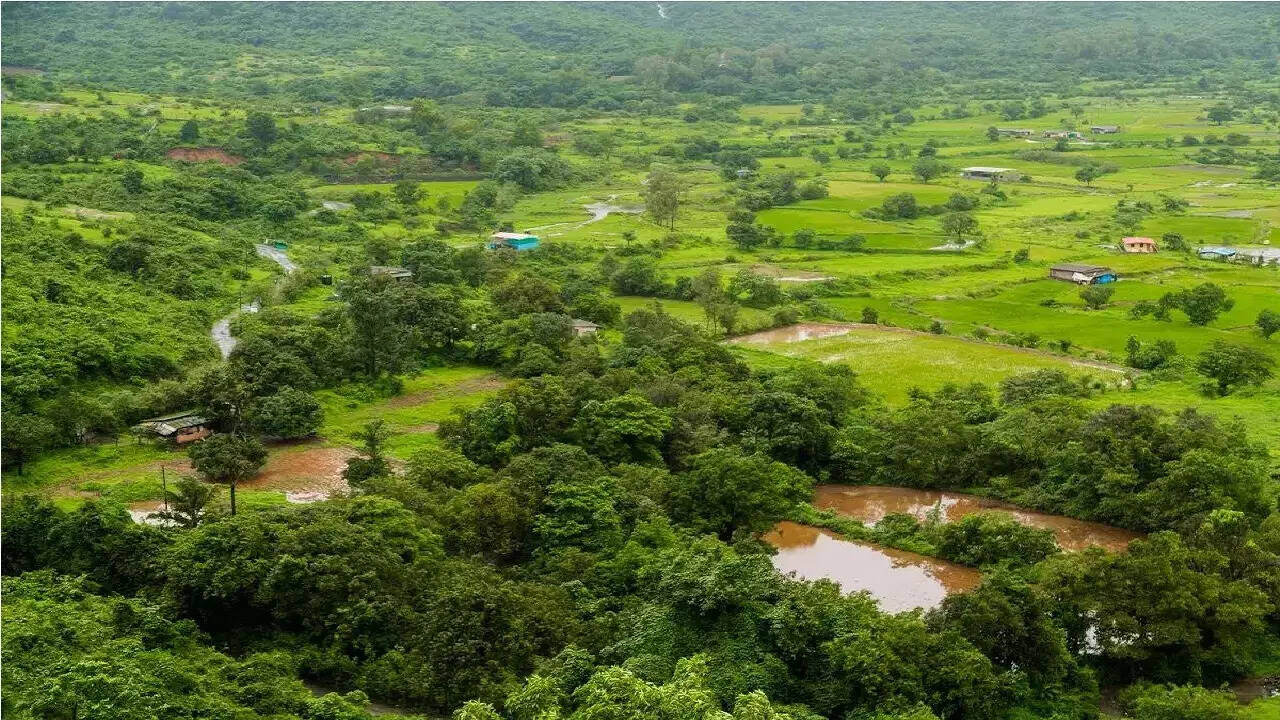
left=912, top=157, right=945, bottom=183
left=179, top=119, right=199, bottom=142
left=1075, top=165, right=1102, bottom=185
left=187, top=434, right=267, bottom=516
left=725, top=208, right=768, bottom=251
left=870, top=162, right=891, bottom=182
left=1162, top=283, right=1234, bottom=325
left=150, top=476, right=219, bottom=528
left=393, top=179, right=421, bottom=209
left=793, top=228, right=816, bottom=249
left=1079, top=284, right=1115, bottom=310
left=120, top=166, right=144, bottom=194
left=861, top=306, right=879, bottom=324
left=1197, top=341, right=1275, bottom=395
left=1161, top=232, right=1189, bottom=252
left=1, top=411, right=53, bottom=475
left=1206, top=104, right=1234, bottom=125
left=940, top=212, right=979, bottom=245
left=986, top=126, right=1000, bottom=141
left=643, top=166, right=683, bottom=230
left=1256, top=309, right=1280, bottom=339
left=245, top=111, right=278, bottom=145
left=343, top=419, right=392, bottom=487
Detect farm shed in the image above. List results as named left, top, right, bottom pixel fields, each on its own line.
left=136, top=412, right=210, bottom=444
left=1122, top=237, right=1157, bottom=253
left=371, top=265, right=414, bottom=281
left=961, top=166, right=1021, bottom=181
left=1197, top=247, right=1237, bottom=261
left=1043, top=130, right=1083, bottom=140
left=1090, top=125, right=1120, bottom=134
left=488, top=232, right=541, bottom=251
left=1049, top=263, right=1116, bottom=284
left=571, top=319, right=601, bottom=336
left=996, top=128, right=1033, bottom=137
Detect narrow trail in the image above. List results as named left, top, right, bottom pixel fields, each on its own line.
left=524, top=195, right=643, bottom=235
left=210, top=244, right=297, bottom=359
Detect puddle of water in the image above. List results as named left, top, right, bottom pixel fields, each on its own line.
left=814, top=485, right=1141, bottom=552
left=763, top=521, right=981, bottom=612
left=727, top=323, right=857, bottom=345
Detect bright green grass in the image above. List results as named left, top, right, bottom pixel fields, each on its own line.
left=732, top=326, right=1122, bottom=403
left=314, top=365, right=505, bottom=458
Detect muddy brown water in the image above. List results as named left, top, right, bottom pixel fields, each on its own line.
left=815, top=485, right=1141, bottom=552
left=764, top=521, right=981, bottom=612
left=727, top=323, right=857, bottom=345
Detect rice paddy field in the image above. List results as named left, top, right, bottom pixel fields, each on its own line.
left=499, top=94, right=1280, bottom=448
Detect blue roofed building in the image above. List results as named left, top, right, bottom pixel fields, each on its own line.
left=488, top=232, right=540, bottom=251
left=1197, top=246, right=1237, bottom=261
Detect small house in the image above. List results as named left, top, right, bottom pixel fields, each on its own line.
left=961, top=166, right=1021, bottom=182
left=1197, top=246, right=1237, bottom=261
left=1049, top=263, right=1116, bottom=284
left=1043, top=130, right=1083, bottom=140
left=488, top=232, right=541, bottom=251
left=1090, top=125, right=1120, bottom=134
left=371, top=265, right=414, bottom=281
left=1122, top=237, right=1157, bottom=253
left=137, top=412, right=210, bottom=444
left=996, top=128, right=1033, bottom=137
left=571, top=319, right=601, bottom=336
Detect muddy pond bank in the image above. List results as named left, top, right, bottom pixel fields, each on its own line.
left=815, top=485, right=1142, bottom=552
left=763, top=521, right=981, bottom=612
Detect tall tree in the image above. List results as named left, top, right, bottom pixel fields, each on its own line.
left=642, top=165, right=684, bottom=230
left=187, top=434, right=267, bottom=516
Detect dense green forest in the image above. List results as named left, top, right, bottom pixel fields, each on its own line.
left=3, top=3, right=1280, bottom=720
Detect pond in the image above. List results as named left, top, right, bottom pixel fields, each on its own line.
left=763, top=521, right=981, bottom=612
left=815, top=485, right=1141, bottom=552
left=727, top=323, right=857, bottom=345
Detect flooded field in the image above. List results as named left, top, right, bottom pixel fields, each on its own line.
left=763, top=521, right=981, bottom=612
left=728, top=323, right=858, bottom=345
left=815, top=485, right=1141, bottom=552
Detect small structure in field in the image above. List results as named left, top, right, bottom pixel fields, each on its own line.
left=1122, top=236, right=1157, bottom=253
left=137, top=412, right=210, bottom=444
left=488, top=232, right=541, bottom=251
left=961, top=166, right=1022, bottom=181
left=996, top=128, right=1033, bottom=137
left=1091, top=125, right=1121, bottom=134
left=371, top=265, right=414, bottom=281
left=1197, top=246, right=1237, bottom=261
left=1043, top=130, right=1084, bottom=140
left=1049, top=263, right=1116, bottom=284
left=571, top=319, right=601, bottom=336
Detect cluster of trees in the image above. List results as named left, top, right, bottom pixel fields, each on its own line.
left=6, top=306, right=1279, bottom=719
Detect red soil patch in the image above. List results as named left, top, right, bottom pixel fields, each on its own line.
left=166, top=147, right=243, bottom=165
left=241, top=445, right=356, bottom=495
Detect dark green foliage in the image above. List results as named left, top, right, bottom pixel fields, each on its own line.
left=1196, top=340, right=1275, bottom=395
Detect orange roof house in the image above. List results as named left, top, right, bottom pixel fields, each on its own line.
left=1122, top=237, right=1157, bottom=253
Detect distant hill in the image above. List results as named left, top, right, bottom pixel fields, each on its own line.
left=4, top=2, right=1278, bottom=107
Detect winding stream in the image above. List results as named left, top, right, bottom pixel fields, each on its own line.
left=210, top=244, right=297, bottom=359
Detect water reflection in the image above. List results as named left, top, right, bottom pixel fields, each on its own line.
left=763, top=521, right=981, bottom=612
left=815, top=485, right=1141, bottom=552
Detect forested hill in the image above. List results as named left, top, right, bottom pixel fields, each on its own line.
left=5, top=2, right=1279, bottom=107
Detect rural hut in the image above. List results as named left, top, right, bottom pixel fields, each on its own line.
left=371, top=266, right=414, bottom=281
left=136, top=412, right=211, bottom=445
left=571, top=319, right=601, bottom=336
left=1122, top=237, right=1157, bottom=253
left=996, top=128, right=1033, bottom=137
left=1090, top=125, right=1121, bottom=134
left=1197, top=247, right=1238, bottom=261
left=1048, top=263, right=1116, bottom=285
left=487, top=232, right=541, bottom=251
left=961, top=166, right=1022, bottom=181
